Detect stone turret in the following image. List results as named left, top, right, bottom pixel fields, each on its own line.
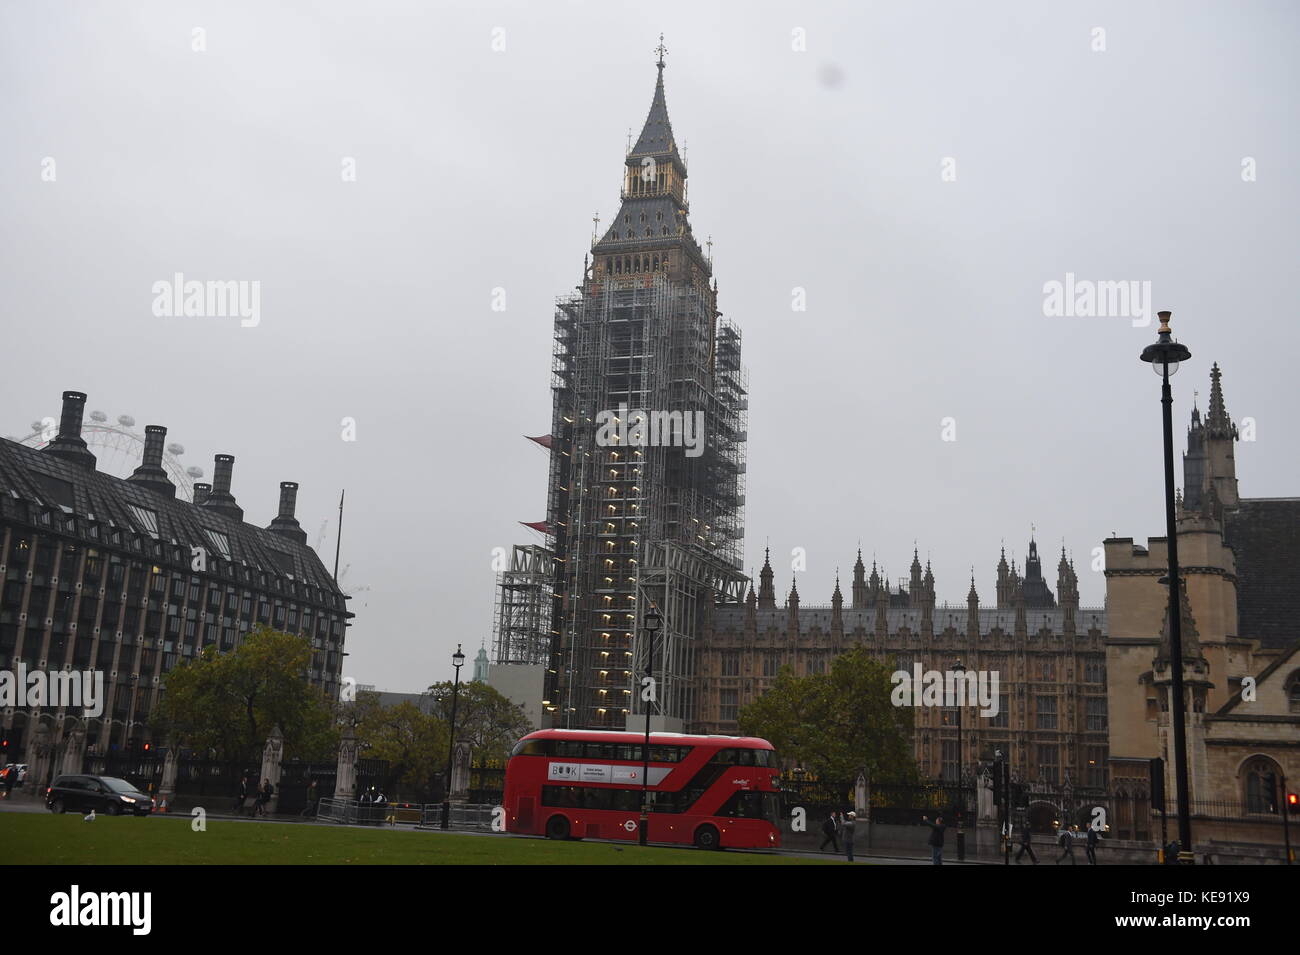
left=996, top=547, right=1011, bottom=608
left=757, top=547, right=776, bottom=610
left=851, top=548, right=868, bottom=609
left=966, top=573, right=980, bottom=638
left=909, top=548, right=923, bottom=608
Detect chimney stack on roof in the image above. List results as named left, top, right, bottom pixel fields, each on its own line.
left=192, top=482, right=212, bottom=506
left=43, top=391, right=97, bottom=470
left=126, top=425, right=176, bottom=498
left=201, top=453, right=244, bottom=521
left=268, top=481, right=307, bottom=544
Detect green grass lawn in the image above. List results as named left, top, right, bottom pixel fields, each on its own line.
left=1, top=813, right=832, bottom=865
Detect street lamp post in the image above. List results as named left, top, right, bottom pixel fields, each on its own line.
left=1140, top=310, right=1194, bottom=864
left=639, top=606, right=663, bottom=847
left=953, top=659, right=966, bottom=862
left=440, top=644, right=466, bottom=830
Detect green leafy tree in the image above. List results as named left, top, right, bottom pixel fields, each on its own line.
left=156, top=626, right=335, bottom=763
left=356, top=699, right=448, bottom=800
left=739, top=647, right=917, bottom=782
left=424, top=680, right=532, bottom=764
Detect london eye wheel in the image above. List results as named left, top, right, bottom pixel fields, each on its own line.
left=13, top=408, right=202, bottom=501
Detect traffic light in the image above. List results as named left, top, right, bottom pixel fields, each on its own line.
left=142, top=742, right=151, bottom=753
left=992, top=761, right=1004, bottom=805
left=1287, top=792, right=1298, bottom=815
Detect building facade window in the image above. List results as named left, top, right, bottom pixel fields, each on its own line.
left=720, top=651, right=740, bottom=676
left=1037, top=744, right=1059, bottom=784
left=1086, top=697, right=1107, bottom=731
left=990, top=694, right=1009, bottom=728
left=1084, top=746, right=1107, bottom=789
left=719, top=689, right=738, bottom=722
left=1036, top=695, right=1057, bottom=730
left=941, top=739, right=960, bottom=782
left=1244, top=757, right=1282, bottom=813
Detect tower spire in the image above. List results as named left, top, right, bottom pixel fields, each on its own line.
left=757, top=546, right=776, bottom=609
left=628, top=43, right=679, bottom=161
left=1206, top=362, right=1234, bottom=437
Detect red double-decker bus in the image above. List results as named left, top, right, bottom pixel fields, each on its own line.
left=503, top=729, right=782, bottom=850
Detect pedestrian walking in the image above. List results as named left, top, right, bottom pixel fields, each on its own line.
left=842, top=810, right=856, bottom=862
left=233, top=774, right=249, bottom=815
left=1086, top=826, right=1099, bottom=865
left=255, top=778, right=273, bottom=817
left=921, top=814, right=947, bottom=865
left=1055, top=828, right=1076, bottom=865
left=301, top=779, right=318, bottom=817
left=1015, top=824, right=1039, bottom=864
left=819, top=811, right=841, bottom=853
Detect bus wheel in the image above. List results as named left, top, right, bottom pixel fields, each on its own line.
left=694, top=824, right=721, bottom=850
left=545, top=815, right=571, bottom=840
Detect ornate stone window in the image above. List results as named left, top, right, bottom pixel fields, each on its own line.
left=1286, top=670, right=1300, bottom=714
left=1243, top=756, right=1282, bottom=813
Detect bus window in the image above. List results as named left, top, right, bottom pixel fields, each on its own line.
left=647, top=791, right=680, bottom=814
left=650, top=745, right=687, bottom=763
left=710, top=748, right=775, bottom=766
left=542, top=785, right=582, bottom=808
left=720, top=791, right=766, bottom=819
left=762, top=793, right=782, bottom=822
left=584, top=742, right=617, bottom=760
left=510, top=739, right=552, bottom=757
left=674, top=788, right=707, bottom=813
left=582, top=788, right=613, bottom=810
left=612, top=790, right=641, bottom=812
left=556, top=741, right=584, bottom=758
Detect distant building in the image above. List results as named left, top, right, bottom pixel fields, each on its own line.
left=696, top=540, right=1109, bottom=791
left=487, top=664, right=546, bottom=732
left=0, top=390, right=352, bottom=764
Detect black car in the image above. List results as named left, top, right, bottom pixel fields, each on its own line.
left=46, top=775, right=155, bottom=816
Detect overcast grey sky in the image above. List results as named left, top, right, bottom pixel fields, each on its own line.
left=3, top=1, right=1297, bottom=691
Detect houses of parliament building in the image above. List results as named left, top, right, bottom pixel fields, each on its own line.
left=694, top=538, right=1111, bottom=793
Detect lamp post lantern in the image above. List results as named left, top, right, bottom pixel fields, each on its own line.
left=639, top=606, right=663, bottom=847
left=1139, top=310, right=1194, bottom=863
left=440, top=644, right=466, bottom=830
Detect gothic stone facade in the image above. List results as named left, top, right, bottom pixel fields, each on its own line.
left=696, top=540, right=1110, bottom=791
left=1105, top=363, right=1300, bottom=850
